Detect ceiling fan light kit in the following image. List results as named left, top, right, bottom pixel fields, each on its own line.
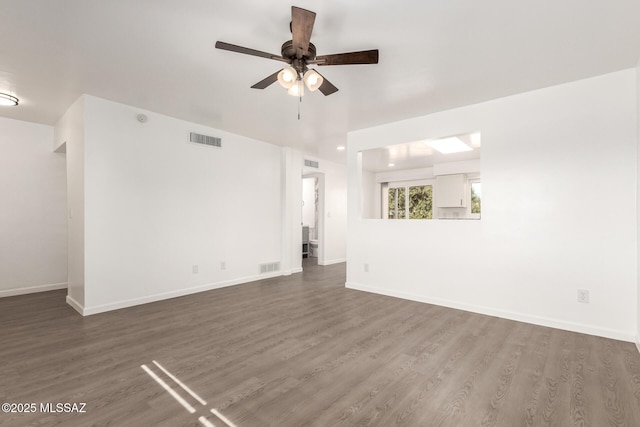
left=215, top=6, right=378, bottom=98
left=303, top=69, right=323, bottom=92
left=288, top=80, right=304, bottom=97
left=278, top=67, right=323, bottom=96
left=277, top=67, right=297, bottom=89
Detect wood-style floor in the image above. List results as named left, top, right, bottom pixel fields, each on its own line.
left=2, top=259, right=640, bottom=426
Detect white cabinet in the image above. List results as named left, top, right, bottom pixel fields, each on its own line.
left=436, top=174, right=467, bottom=207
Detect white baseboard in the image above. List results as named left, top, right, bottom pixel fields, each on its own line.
left=319, top=258, right=346, bottom=266
left=345, top=282, right=635, bottom=343
left=65, top=294, right=85, bottom=315
left=636, top=336, right=640, bottom=354
left=281, top=267, right=303, bottom=276
left=76, top=271, right=285, bottom=316
left=0, top=282, right=67, bottom=298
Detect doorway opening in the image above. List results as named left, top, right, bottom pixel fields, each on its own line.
left=302, top=173, right=324, bottom=266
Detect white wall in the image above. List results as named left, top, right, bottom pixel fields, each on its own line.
left=282, top=147, right=303, bottom=275
left=66, top=95, right=284, bottom=314
left=324, top=160, right=347, bottom=265
left=348, top=69, right=638, bottom=341
left=361, top=169, right=377, bottom=219
left=0, top=117, right=67, bottom=297
left=55, top=97, right=85, bottom=308
left=637, top=58, right=640, bottom=350
left=302, top=177, right=316, bottom=229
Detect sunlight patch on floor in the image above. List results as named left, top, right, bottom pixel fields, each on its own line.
left=141, top=360, right=238, bottom=427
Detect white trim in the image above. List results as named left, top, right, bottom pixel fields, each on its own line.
left=387, top=178, right=435, bottom=189
left=375, top=167, right=434, bottom=184
left=75, top=272, right=284, bottom=316
left=0, top=282, right=67, bottom=298
left=65, top=294, right=84, bottom=315
left=319, top=258, right=346, bottom=266
left=636, top=336, right=640, bottom=354
left=468, top=177, right=481, bottom=219
left=281, top=267, right=303, bottom=276
left=345, top=281, right=635, bottom=343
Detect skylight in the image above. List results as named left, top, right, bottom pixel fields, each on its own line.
left=426, top=137, right=472, bottom=154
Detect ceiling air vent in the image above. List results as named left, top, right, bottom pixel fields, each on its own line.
left=190, top=132, right=222, bottom=148
left=304, top=159, right=319, bottom=168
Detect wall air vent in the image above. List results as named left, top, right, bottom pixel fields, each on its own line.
left=259, top=262, right=281, bottom=274
left=190, top=132, right=222, bottom=148
left=304, top=159, right=319, bottom=168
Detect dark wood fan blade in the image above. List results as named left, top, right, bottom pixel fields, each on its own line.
left=315, top=49, right=379, bottom=66
left=215, top=41, right=288, bottom=62
left=315, top=71, right=339, bottom=96
left=291, top=6, right=316, bottom=58
left=251, top=70, right=281, bottom=89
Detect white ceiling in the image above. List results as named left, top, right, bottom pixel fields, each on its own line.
left=1, top=1, right=639, bottom=164
left=362, top=133, right=481, bottom=173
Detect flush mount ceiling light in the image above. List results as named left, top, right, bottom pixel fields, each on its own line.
left=427, top=137, right=473, bottom=154
left=0, top=93, right=19, bottom=106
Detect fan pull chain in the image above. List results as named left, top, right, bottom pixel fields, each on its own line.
left=298, top=90, right=302, bottom=120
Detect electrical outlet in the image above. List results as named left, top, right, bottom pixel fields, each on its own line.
left=220, top=261, right=226, bottom=270
left=192, top=265, right=199, bottom=274
left=577, top=289, right=589, bottom=303
left=364, top=263, right=369, bottom=273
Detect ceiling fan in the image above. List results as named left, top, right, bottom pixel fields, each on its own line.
left=215, top=6, right=379, bottom=97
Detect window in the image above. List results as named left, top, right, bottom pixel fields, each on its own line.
left=359, top=132, right=481, bottom=220
left=387, top=183, right=432, bottom=219
left=388, top=187, right=405, bottom=219
left=470, top=180, right=481, bottom=218
left=409, top=185, right=433, bottom=219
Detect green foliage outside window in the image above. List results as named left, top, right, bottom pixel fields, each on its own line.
left=388, top=187, right=406, bottom=219
left=471, top=182, right=481, bottom=214
left=388, top=185, right=432, bottom=219
left=409, top=186, right=432, bottom=219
